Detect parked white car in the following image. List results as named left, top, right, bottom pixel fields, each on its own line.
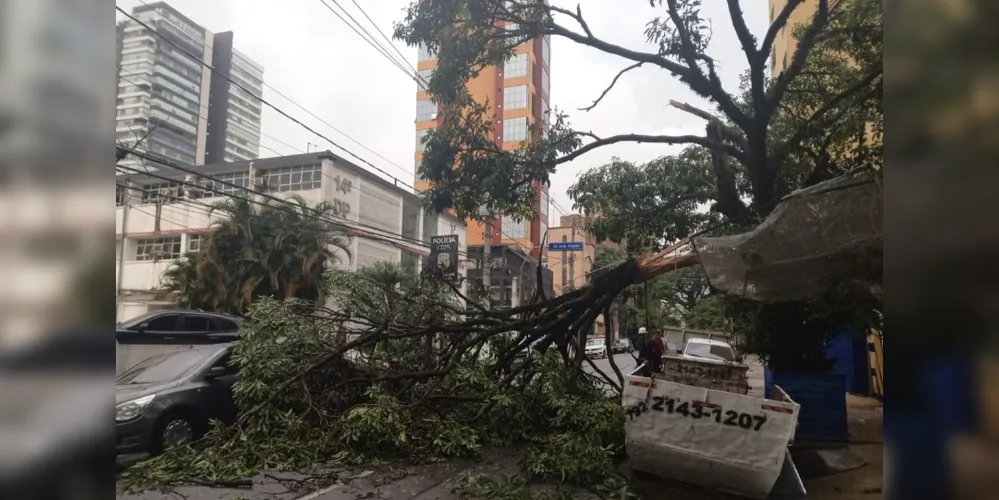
left=584, top=338, right=607, bottom=358
left=679, top=338, right=738, bottom=365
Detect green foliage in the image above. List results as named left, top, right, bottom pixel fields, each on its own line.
left=727, top=294, right=882, bottom=371
left=684, top=295, right=728, bottom=331
left=567, top=150, right=720, bottom=252
left=161, top=195, right=352, bottom=315
left=395, top=0, right=881, bottom=222
left=119, top=265, right=632, bottom=496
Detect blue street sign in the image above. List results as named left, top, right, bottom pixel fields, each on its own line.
left=549, top=241, right=584, bottom=251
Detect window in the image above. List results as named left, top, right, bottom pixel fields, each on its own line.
left=540, top=191, right=549, bottom=216
left=418, top=43, right=437, bottom=62
left=140, top=182, right=182, bottom=204
left=116, top=185, right=127, bottom=206
left=501, top=215, right=528, bottom=239
left=210, top=318, right=240, bottom=332
left=208, top=352, right=238, bottom=375
left=543, top=35, right=551, bottom=65
left=503, top=117, right=528, bottom=142
left=417, top=67, right=434, bottom=91
left=542, top=67, right=550, bottom=97
left=263, top=164, right=322, bottom=192
left=144, top=314, right=179, bottom=331
left=416, top=128, right=430, bottom=152
left=504, top=53, right=529, bottom=78
left=197, top=171, right=250, bottom=198
left=182, top=315, right=211, bottom=332
left=187, top=233, right=202, bottom=252
left=540, top=220, right=548, bottom=240
left=134, top=236, right=182, bottom=261
left=416, top=99, right=436, bottom=121
left=503, top=85, right=529, bottom=110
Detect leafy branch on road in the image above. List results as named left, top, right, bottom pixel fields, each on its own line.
left=119, top=252, right=694, bottom=497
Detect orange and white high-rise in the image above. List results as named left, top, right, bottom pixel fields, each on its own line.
left=414, top=24, right=551, bottom=260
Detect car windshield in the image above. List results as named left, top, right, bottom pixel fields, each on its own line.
left=116, top=349, right=215, bottom=385
left=586, top=339, right=602, bottom=347
left=684, top=342, right=735, bottom=362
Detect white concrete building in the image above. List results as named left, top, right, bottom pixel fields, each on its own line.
left=115, top=151, right=467, bottom=321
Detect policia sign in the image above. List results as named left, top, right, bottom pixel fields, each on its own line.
left=428, top=235, right=459, bottom=282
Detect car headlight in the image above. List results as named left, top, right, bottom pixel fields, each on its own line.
left=115, top=394, right=156, bottom=422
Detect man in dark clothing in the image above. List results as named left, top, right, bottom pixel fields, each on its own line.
left=642, top=330, right=666, bottom=374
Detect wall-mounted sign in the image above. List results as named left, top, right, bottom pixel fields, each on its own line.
left=549, top=241, right=584, bottom=251
left=429, top=235, right=459, bottom=282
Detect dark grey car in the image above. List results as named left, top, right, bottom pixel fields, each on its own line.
left=115, top=345, right=238, bottom=456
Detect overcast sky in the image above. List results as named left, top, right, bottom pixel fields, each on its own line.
left=117, top=0, right=768, bottom=222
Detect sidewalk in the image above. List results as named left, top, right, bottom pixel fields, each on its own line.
left=116, top=447, right=600, bottom=500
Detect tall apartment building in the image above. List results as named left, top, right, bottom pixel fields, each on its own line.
left=413, top=18, right=552, bottom=261
left=115, top=1, right=263, bottom=171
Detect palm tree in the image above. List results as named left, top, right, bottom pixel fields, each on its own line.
left=161, top=195, right=352, bottom=315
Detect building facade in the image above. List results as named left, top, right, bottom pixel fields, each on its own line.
left=547, top=215, right=608, bottom=337
left=412, top=8, right=552, bottom=259
left=115, top=2, right=264, bottom=171
left=769, top=0, right=843, bottom=77
left=465, top=244, right=554, bottom=311
left=115, top=151, right=467, bottom=321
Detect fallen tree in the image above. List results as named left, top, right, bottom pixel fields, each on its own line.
left=118, top=248, right=693, bottom=497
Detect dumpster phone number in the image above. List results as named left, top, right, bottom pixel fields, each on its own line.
left=626, top=396, right=767, bottom=431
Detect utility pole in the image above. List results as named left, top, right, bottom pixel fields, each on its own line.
left=480, top=207, right=493, bottom=310
left=115, top=183, right=131, bottom=320
left=568, top=219, right=576, bottom=291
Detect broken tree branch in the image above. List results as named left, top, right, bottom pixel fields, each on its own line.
left=554, top=132, right=746, bottom=167
left=579, top=62, right=643, bottom=112
left=668, top=100, right=748, bottom=151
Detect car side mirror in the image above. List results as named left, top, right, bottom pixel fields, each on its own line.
left=204, top=366, right=227, bottom=380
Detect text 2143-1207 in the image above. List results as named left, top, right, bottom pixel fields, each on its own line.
left=626, top=396, right=767, bottom=432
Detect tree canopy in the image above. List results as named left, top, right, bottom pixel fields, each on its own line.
left=161, top=195, right=352, bottom=315
left=396, top=0, right=882, bottom=369
left=395, top=0, right=882, bottom=224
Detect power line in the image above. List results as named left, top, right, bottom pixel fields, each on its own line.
left=116, top=76, right=407, bottom=209
left=116, top=73, right=289, bottom=159
left=317, top=0, right=419, bottom=84
left=126, top=0, right=413, bottom=180
left=343, top=0, right=425, bottom=85
left=116, top=5, right=415, bottom=189
left=115, top=151, right=467, bottom=255
left=115, top=4, right=532, bottom=246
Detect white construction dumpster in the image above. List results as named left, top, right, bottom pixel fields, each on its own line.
left=622, top=367, right=801, bottom=499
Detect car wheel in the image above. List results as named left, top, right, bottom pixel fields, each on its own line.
left=150, top=411, right=200, bottom=455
